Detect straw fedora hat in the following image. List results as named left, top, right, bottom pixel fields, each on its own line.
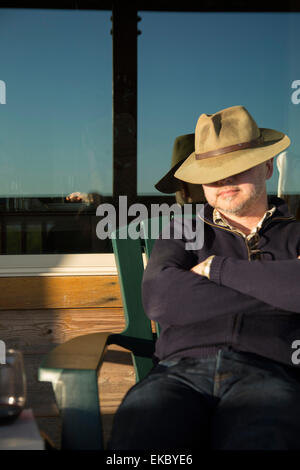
left=155, top=133, right=195, bottom=193
left=175, top=105, right=291, bottom=185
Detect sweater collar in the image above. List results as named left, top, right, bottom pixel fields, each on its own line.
left=212, top=205, right=276, bottom=235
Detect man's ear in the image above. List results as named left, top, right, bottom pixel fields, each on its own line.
left=265, top=158, right=274, bottom=180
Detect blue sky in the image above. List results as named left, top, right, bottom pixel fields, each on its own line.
left=0, top=9, right=299, bottom=196
left=0, top=9, right=112, bottom=197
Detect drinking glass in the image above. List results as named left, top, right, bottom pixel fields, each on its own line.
left=0, top=349, right=27, bottom=424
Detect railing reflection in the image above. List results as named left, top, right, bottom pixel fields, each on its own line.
left=0, top=196, right=112, bottom=255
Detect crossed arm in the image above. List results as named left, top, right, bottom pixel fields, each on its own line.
left=191, top=255, right=300, bottom=276
left=142, top=233, right=300, bottom=329
left=191, top=255, right=300, bottom=313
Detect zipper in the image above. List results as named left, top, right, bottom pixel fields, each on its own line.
left=198, top=213, right=295, bottom=261
left=198, top=213, right=251, bottom=259
left=198, top=214, right=245, bottom=237
left=247, top=216, right=295, bottom=261
left=244, top=239, right=251, bottom=261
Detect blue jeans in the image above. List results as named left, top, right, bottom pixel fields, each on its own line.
left=108, top=348, right=300, bottom=450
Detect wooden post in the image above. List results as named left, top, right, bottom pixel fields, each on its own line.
left=112, top=1, right=139, bottom=207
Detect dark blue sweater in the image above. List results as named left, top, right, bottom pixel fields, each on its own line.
left=142, top=197, right=300, bottom=366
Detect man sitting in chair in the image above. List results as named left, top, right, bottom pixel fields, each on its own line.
left=109, top=105, right=300, bottom=450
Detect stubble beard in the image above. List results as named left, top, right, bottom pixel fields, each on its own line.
left=214, top=185, right=265, bottom=217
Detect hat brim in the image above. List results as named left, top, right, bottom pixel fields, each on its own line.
left=174, top=128, right=291, bottom=185
left=155, top=159, right=186, bottom=193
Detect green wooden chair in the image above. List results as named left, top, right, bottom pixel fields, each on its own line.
left=38, top=216, right=170, bottom=450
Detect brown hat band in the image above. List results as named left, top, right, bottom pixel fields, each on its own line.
left=195, top=135, right=264, bottom=160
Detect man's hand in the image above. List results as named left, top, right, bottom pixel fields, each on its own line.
left=190, top=262, right=206, bottom=276
left=190, top=255, right=215, bottom=279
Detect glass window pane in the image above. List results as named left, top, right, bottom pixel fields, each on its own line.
left=6, top=224, right=21, bottom=254
left=0, top=8, right=112, bottom=254
left=138, top=12, right=300, bottom=203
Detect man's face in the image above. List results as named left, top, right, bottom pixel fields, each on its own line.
left=202, top=159, right=274, bottom=216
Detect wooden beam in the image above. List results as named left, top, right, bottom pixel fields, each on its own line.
left=112, top=1, right=138, bottom=205
left=0, top=276, right=122, bottom=310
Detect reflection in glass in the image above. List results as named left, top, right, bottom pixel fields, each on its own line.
left=0, top=9, right=112, bottom=253
left=0, top=349, right=27, bottom=424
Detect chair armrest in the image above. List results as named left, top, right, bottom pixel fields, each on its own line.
left=38, top=331, right=113, bottom=450
left=39, top=331, right=113, bottom=376
left=38, top=332, right=156, bottom=449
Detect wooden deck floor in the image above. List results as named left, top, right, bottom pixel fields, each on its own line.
left=98, top=344, right=136, bottom=448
